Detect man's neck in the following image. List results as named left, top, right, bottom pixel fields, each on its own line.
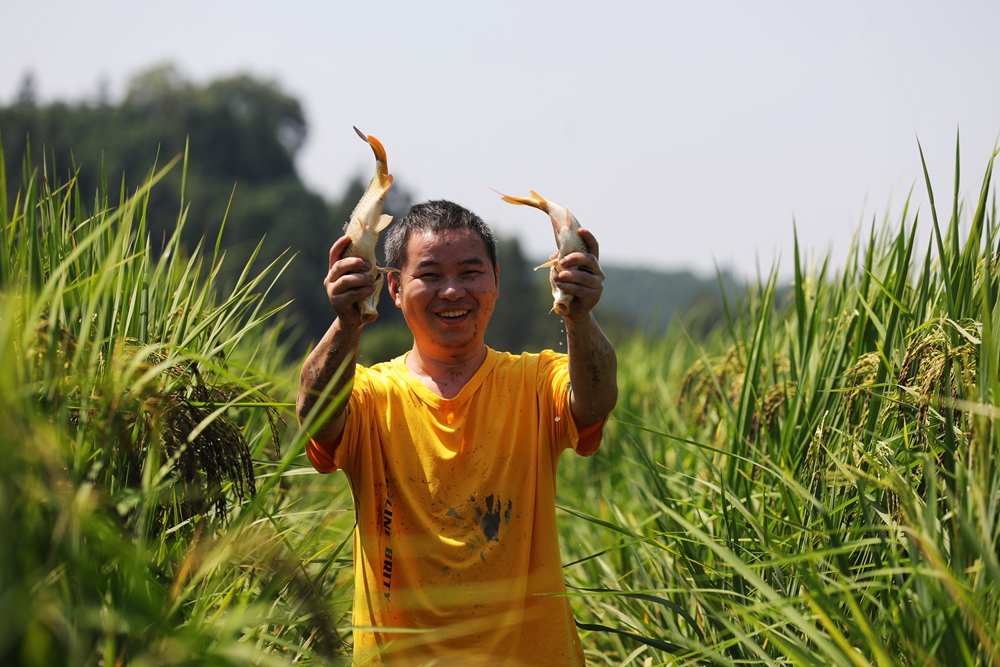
left=405, top=344, right=489, bottom=399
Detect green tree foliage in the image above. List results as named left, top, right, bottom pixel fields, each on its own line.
left=0, top=65, right=414, bottom=349
left=0, top=65, right=726, bottom=360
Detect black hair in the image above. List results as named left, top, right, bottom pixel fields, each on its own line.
left=384, top=200, right=498, bottom=271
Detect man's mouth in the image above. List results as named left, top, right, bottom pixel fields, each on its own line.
left=437, top=310, right=470, bottom=319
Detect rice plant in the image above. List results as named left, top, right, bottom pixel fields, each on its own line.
left=6, top=129, right=1000, bottom=665
left=0, top=140, right=357, bottom=665
left=560, top=139, right=1000, bottom=665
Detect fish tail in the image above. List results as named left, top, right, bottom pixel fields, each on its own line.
left=491, top=188, right=549, bottom=213
left=528, top=190, right=547, bottom=204
left=355, top=126, right=392, bottom=187
left=366, top=134, right=389, bottom=169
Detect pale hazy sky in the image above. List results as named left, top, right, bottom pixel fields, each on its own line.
left=3, top=1, right=999, bottom=277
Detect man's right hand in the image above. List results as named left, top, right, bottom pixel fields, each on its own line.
left=298, top=234, right=374, bottom=452
left=326, top=234, right=377, bottom=329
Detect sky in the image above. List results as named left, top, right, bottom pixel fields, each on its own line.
left=2, top=1, right=999, bottom=278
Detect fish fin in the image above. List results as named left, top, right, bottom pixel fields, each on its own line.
left=377, top=266, right=399, bottom=274
left=534, top=259, right=557, bottom=271
left=375, top=214, right=393, bottom=232
left=529, top=190, right=547, bottom=203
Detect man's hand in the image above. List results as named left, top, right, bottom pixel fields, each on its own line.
left=326, top=234, right=378, bottom=330
left=551, top=228, right=605, bottom=323
left=297, top=235, right=376, bottom=452
left=559, top=228, right=617, bottom=430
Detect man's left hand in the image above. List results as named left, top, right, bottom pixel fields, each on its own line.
left=553, top=228, right=605, bottom=322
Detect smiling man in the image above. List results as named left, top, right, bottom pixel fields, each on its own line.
left=298, top=200, right=617, bottom=666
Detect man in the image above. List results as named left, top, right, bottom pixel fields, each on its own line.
left=298, top=200, right=617, bottom=666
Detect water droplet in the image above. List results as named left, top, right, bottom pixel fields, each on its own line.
left=554, top=416, right=561, bottom=422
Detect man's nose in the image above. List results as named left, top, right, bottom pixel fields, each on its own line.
left=438, top=277, right=466, bottom=299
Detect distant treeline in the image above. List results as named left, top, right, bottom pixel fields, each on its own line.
left=1, top=65, right=733, bottom=359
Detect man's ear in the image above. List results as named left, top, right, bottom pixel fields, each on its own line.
left=494, top=263, right=500, bottom=299
left=388, top=272, right=402, bottom=308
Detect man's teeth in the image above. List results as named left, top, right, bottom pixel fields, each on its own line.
left=439, top=310, right=469, bottom=318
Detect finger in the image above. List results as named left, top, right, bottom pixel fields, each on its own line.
left=559, top=251, right=604, bottom=279
left=327, top=256, right=372, bottom=285
left=328, top=279, right=378, bottom=312
left=555, top=269, right=602, bottom=291
left=331, top=282, right=378, bottom=305
left=327, top=269, right=376, bottom=293
left=329, top=235, right=354, bottom=270
left=578, top=228, right=600, bottom=260
left=553, top=280, right=602, bottom=313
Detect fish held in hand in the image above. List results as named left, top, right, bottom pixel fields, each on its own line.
left=494, top=189, right=587, bottom=316
left=344, top=126, right=396, bottom=324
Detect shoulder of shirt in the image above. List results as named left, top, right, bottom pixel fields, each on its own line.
left=353, top=353, right=409, bottom=387
left=356, top=356, right=402, bottom=375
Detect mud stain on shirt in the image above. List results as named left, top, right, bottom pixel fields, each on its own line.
left=480, top=494, right=502, bottom=542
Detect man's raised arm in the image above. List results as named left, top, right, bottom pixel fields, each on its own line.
left=555, top=228, right=618, bottom=429
left=297, top=235, right=378, bottom=451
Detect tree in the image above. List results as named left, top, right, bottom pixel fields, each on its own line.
left=1, top=65, right=667, bottom=357
left=0, top=65, right=414, bottom=349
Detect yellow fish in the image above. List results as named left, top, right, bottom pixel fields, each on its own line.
left=344, top=127, right=395, bottom=324
left=494, top=189, right=588, bottom=316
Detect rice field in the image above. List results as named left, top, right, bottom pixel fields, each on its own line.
left=1, top=137, right=998, bottom=665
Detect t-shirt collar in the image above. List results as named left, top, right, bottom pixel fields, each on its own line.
left=395, top=347, right=501, bottom=409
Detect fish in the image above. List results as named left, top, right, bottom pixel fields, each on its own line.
left=493, top=189, right=588, bottom=316
left=344, top=126, right=396, bottom=324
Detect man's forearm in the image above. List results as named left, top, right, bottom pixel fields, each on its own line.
left=297, top=318, right=362, bottom=446
left=565, top=313, right=618, bottom=428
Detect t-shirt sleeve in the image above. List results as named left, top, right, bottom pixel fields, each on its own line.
left=305, top=365, right=374, bottom=475
left=536, top=350, right=605, bottom=457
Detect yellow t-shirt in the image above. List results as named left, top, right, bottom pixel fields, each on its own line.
left=307, top=348, right=602, bottom=666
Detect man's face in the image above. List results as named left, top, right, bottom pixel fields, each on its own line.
left=388, top=227, right=499, bottom=360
